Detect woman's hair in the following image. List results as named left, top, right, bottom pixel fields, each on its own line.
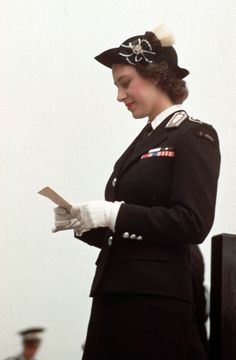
left=135, top=31, right=189, bottom=104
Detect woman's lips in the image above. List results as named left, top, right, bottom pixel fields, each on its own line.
left=126, top=102, right=135, bottom=110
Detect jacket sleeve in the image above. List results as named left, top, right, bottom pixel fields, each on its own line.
left=115, top=124, right=221, bottom=245
left=74, top=228, right=108, bottom=249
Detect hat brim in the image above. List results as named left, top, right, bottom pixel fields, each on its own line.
left=95, top=48, right=121, bottom=69
left=174, top=67, right=189, bottom=79
left=95, top=48, right=189, bottom=79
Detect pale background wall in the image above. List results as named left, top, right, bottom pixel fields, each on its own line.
left=1, top=0, right=236, bottom=358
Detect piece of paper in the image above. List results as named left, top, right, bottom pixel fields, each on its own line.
left=38, top=186, right=72, bottom=211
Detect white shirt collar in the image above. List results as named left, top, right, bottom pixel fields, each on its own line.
left=149, top=104, right=183, bottom=130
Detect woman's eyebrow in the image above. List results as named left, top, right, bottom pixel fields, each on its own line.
left=114, top=75, right=129, bottom=86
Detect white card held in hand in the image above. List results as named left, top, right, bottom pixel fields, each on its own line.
left=38, top=186, right=72, bottom=211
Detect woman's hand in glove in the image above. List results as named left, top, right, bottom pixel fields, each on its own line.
left=52, top=200, right=123, bottom=235
left=52, top=207, right=80, bottom=233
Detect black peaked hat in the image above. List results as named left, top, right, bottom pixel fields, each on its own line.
left=95, top=26, right=189, bottom=79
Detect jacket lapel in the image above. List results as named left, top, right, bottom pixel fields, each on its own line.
left=113, top=125, right=151, bottom=171
left=116, top=115, right=172, bottom=177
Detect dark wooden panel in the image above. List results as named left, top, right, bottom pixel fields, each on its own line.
left=209, top=233, right=236, bottom=360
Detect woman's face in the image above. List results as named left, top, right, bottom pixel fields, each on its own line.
left=112, top=64, right=170, bottom=121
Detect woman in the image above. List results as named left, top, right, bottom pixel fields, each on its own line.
left=53, top=26, right=220, bottom=359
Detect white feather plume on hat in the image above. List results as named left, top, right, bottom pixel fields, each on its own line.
left=152, top=24, right=175, bottom=47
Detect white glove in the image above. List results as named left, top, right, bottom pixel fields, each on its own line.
left=53, top=200, right=123, bottom=235
left=52, top=207, right=80, bottom=233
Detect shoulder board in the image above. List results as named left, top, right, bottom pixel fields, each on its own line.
left=188, top=116, right=203, bottom=124
left=165, top=111, right=188, bottom=129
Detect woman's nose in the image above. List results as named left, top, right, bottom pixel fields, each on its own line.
left=117, top=88, right=127, bottom=102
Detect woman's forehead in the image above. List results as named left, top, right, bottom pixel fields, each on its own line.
left=112, top=64, right=137, bottom=81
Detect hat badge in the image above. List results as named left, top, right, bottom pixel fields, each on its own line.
left=119, top=38, right=156, bottom=65
left=133, top=43, right=143, bottom=55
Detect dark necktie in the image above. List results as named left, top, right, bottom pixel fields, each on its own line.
left=141, top=122, right=153, bottom=137
left=134, top=122, right=153, bottom=150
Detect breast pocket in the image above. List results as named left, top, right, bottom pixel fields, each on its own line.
left=139, top=154, right=175, bottom=204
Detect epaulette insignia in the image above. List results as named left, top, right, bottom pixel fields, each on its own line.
left=197, top=130, right=215, bottom=143
left=165, top=111, right=188, bottom=129
left=188, top=116, right=203, bottom=124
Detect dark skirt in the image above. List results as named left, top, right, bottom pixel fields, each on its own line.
left=82, top=293, right=192, bottom=360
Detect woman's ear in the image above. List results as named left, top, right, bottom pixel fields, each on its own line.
left=154, top=78, right=160, bottom=87
left=149, top=77, right=159, bottom=87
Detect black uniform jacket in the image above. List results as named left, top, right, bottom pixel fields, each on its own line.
left=76, top=111, right=220, bottom=303
left=190, top=245, right=208, bottom=352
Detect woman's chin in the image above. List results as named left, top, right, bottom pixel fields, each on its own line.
left=131, top=112, right=146, bottom=119
left=129, top=108, right=145, bottom=119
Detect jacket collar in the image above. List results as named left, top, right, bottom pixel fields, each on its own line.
left=150, top=104, right=183, bottom=130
